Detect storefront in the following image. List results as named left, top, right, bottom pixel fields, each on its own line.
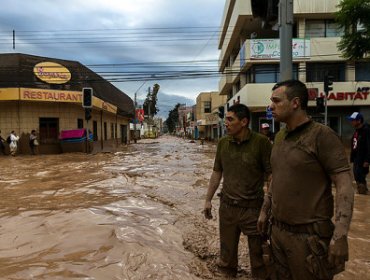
left=0, top=53, right=134, bottom=154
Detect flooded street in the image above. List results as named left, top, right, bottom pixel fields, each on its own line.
left=0, top=135, right=369, bottom=279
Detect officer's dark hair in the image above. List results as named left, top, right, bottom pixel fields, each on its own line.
left=272, top=79, right=308, bottom=110
left=227, top=103, right=250, bottom=121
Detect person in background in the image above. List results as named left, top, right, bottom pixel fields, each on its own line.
left=29, top=130, right=38, bottom=155
left=0, top=130, right=5, bottom=155
left=347, top=112, right=370, bottom=194
left=260, top=123, right=274, bottom=143
left=9, top=131, right=20, bottom=156
left=258, top=79, right=354, bottom=279
left=203, top=103, right=272, bottom=278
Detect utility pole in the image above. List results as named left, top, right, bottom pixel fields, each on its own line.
left=132, top=81, right=147, bottom=143
left=323, top=75, right=333, bottom=126
left=148, top=86, right=151, bottom=134
left=13, top=30, right=15, bottom=50
left=134, top=92, right=137, bottom=143
left=279, top=0, right=293, bottom=81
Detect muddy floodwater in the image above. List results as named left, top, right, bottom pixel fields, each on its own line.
left=0, top=136, right=369, bottom=279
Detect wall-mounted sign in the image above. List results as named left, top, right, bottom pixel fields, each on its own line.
left=33, top=62, right=71, bottom=84
left=250, top=39, right=310, bottom=60
left=308, top=87, right=370, bottom=101
left=21, top=88, right=81, bottom=102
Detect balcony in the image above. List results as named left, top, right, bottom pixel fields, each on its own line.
left=218, top=67, right=233, bottom=95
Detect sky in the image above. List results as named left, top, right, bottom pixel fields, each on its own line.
left=0, top=0, right=226, bottom=118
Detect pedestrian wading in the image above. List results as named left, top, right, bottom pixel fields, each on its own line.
left=203, top=103, right=272, bottom=278
left=258, top=79, right=354, bottom=280
left=347, top=111, right=370, bottom=195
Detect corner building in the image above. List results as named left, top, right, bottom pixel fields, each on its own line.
left=219, top=0, right=370, bottom=143
left=0, top=53, right=134, bottom=154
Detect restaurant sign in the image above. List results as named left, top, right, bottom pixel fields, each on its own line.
left=33, top=62, right=71, bottom=84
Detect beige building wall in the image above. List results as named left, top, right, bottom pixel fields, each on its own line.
left=0, top=101, right=130, bottom=154
left=195, top=91, right=227, bottom=140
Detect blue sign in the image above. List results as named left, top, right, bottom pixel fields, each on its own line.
left=266, top=106, right=273, bottom=120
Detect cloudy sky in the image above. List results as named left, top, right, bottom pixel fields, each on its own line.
left=0, top=0, right=226, bottom=117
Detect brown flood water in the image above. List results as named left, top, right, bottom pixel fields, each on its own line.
left=0, top=135, right=369, bottom=279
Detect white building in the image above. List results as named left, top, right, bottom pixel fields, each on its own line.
left=219, top=0, right=370, bottom=142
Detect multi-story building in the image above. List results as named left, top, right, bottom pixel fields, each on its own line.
left=218, top=0, right=370, bottom=142
left=177, top=104, right=194, bottom=137
left=195, top=91, right=227, bottom=140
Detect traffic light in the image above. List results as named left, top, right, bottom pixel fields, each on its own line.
left=251, top=0, right=278, bottom=29
left=316, top=97, right=325, bottom=113
left=251, top=0, right=268, bottom=18
left=218, top=106, right=225, bottom=119
left=82, top=87, right=93, bottom=108
left=85, top=108, right=92, bottom=121
left=324, top=75, right=333, bottom=94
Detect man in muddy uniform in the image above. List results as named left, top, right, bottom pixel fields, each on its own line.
left=258, top=80, right=354, bottom=279
left=203, top=103, right=272, bottom=278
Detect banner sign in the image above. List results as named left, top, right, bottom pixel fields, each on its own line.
left=136, top=109, right=145, bottom=122
left=250, top=39, right=310, bottom=60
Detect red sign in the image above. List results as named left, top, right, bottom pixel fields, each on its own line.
left=136, top=109, right=144, bottom=122
left=308, top=88, right=370, bottom=101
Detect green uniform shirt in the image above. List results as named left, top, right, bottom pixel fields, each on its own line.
left=213, top=130, right=272, bottom=200
left=271, top=120, right=350, bottom=225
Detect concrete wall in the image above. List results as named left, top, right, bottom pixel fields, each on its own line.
left=0, top=101, right=130, bottom=154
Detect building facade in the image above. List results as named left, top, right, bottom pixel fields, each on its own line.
left=219, top=0, right=370, bottom=142
left=0, top=53, right=134, bottom=154
left=177, top=104, right=195, bottom=137
left=195, top=91, right=227, bottom=140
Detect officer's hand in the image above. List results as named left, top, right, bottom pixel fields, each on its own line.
left=257, top=211, right=268, bottom=234
left=328, top=236, right=348, bottom=267
left=363, top=162, right=369, bottom=168
left=203, top=201, right=213, bottom=219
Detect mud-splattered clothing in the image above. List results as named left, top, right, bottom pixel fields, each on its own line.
left=213, top=130, right=272, bottom=277
left=214, top=131, right=272, bottom=201
left=270, top=120, right=350, bottom=279
left=271, top=120, right=349, bottom=224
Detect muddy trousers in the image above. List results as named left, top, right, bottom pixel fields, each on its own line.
left=271, top=225, right=332, bottom=280
left=219, top=202, right=266, bottom=278
left=353, top=161, right=369, bottom=194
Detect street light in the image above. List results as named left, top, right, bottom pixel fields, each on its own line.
left=133, top=81, right=147, bottom=143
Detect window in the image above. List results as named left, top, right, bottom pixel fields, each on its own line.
left=305, top=20, right=343, bottom=38
left=204, top=101, right=211, bottom=113
left=111, top=123, right=114, bottom=139
left=39, top=118, right=59, bottom=144
left=248, top=64, right=298, bottom=83
left=77, top=118, right=84, bottom=129
left=355, top=62, right=370, bottom=81
left=306, top=63, right=345, bottom=82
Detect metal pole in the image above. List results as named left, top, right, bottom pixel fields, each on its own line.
left=279, top=0, right=293, bottom=81
left=148, top=87, right=151, bottom=134
left=13, top=30, right=15, bottom=50
left=134, top=92, right=137, bottom=143
left=324, top=93, right=328, bottom=126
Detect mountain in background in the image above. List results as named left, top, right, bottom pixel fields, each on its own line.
left=138, top=91, right=195, bottom=120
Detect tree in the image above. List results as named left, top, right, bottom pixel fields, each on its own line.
left=165, top=103, right=180, bottom=133
left=143, top=83, right=160, bottom=117
left=336, top=0, right=370, bottom=60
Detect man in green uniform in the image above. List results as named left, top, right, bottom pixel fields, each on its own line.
left=258, top=80, right=354, bottom=279
left=203, top=103, right=272, bottom=278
